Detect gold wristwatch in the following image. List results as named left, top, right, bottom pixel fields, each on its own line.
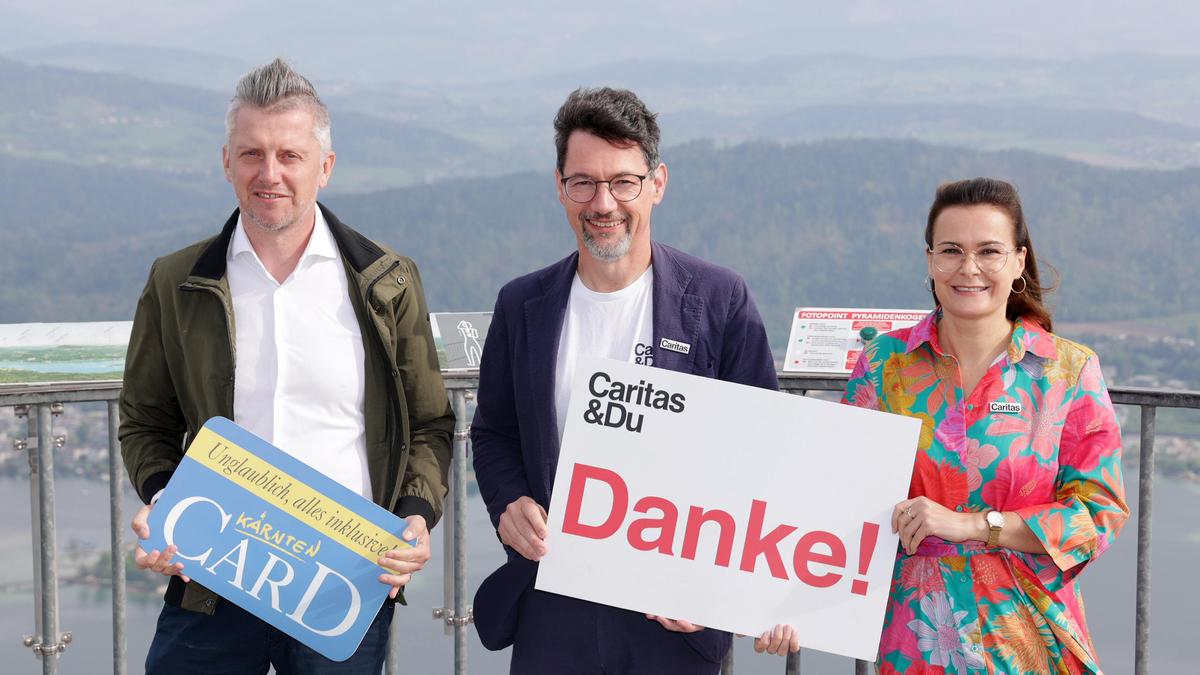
left=985, top=510, right=1005, bottom=548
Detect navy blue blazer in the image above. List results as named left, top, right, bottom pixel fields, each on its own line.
left=471, top=241, right=779, bottom=657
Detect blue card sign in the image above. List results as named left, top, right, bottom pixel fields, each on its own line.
left=144, top=417, right=416, bottom=661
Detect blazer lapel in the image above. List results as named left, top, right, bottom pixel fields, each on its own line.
left=523, top=253, right=577, bottom=498
left=650, top=242, right=703, bottom=374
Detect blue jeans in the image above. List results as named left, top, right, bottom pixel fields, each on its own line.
left=145, top=599, right=394, bottom=675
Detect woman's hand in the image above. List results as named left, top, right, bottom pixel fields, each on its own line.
left=892, top=497, right=987, bottom=555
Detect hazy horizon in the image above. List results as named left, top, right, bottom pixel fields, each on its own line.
left=5, top=1, right=1200, bottom=86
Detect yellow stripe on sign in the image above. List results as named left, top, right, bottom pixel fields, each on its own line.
left=186, top=426, right=411, bottom=566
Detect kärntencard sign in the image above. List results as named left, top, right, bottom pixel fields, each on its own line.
left=537, top=357, right=920, bottom=661
left=143, top=417, right=417, bottom=661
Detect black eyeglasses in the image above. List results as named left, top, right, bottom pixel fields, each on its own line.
left=560, top=170, right=655, bottom=203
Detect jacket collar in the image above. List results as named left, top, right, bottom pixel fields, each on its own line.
left=522, top=251, right=578, bottom=485
left=188, top=209, right=239, bottom=281
left=188, top=202, right=385, bottom=281
left=648, top=241, right=702, bottom=373
left=904, top=308, right=1056, bottom=362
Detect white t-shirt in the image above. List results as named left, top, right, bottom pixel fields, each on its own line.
left=554, top=267, right=655, bottom=441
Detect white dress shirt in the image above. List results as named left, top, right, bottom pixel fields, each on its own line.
left=227, top=209, right=370, bottom=498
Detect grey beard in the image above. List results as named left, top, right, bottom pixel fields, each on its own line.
left=245, top=210, right=289, bottom=232
left=581, top=215, right=633, bottom=262
left=583, top=229, right=632, bottom=262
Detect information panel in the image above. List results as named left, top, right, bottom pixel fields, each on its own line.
left=783, top=308, right=927, bottom=374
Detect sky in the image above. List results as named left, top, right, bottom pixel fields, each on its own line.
left=3, top=1, right=1199, bottom=85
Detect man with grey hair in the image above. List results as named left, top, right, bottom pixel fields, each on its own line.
left=120, top=58, right=454, bottom=673
left=470, top=87, right=786, bottom=673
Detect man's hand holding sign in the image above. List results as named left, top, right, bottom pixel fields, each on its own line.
left=499, top=495, right=550, bottom=561
left=132, top=505, right=187, bottom=581
left=536, top=357, right=920, bottom=661
left=137, top=417, right=421, bottom=662
left=378, top=516, right=430, bottom=598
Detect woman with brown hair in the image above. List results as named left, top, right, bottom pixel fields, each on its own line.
left=842, top=177, right=1128, bottom=673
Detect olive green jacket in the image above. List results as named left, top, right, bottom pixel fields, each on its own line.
left=119, top=203, right=454, bottom=613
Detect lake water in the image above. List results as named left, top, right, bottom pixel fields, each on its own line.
left=0, top=322, right=130, bottom=383
left=0, top=474, right=1196, bottom=674
left=0, top=361, right=125, bottom=375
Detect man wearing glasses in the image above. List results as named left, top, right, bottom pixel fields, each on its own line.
left=470, top=87, right=778, bottom=673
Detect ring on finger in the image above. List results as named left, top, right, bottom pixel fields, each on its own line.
left=904, top=507, right=914, bottom=518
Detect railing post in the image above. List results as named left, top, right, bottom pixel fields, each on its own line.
left=1134, top=404, right=1156, bottom=675
left=107, top=401, right=127, bottom=675
left=785, top=651, right=800, bottom=673
left=19, top=407, right=46, bottom=658
left=452, top=389, right=472, bottom=675
left=384, top=603, right=401, bottom=675
left=441, top=468, right=457, bottom=634
left=384, top=385, right=473, bottom=675
left=36, top=403, right=62, bottom=674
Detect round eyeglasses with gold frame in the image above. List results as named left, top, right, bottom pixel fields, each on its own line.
left=928, top=245, right=1023, bottom=274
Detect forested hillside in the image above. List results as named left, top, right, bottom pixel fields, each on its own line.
left=5, top=138, right=1195, bottom=350
left=328, top=138, right=1200, bottom=344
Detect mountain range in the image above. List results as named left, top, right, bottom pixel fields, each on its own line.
left=2, top=47, right=1198, bottom=352
left=3, top=137, right=1196, bottom=351
left=7, top=48, right=1200, bottom=191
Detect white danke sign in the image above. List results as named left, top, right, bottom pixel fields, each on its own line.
left=537, top=357, right=920, bottom=661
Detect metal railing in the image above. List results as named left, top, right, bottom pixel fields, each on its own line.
left=2, top=373, right=1197, bottom=675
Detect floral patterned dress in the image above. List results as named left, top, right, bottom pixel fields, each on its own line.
left=842, top=311, right=1128, bottom=674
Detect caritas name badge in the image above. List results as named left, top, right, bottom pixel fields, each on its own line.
left=143, top=417, right=416, bottom=661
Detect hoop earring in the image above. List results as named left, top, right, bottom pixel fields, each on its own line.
left=923, top=277, right=934, bottom=292
left=1011, top=277, right=1028, bottom=295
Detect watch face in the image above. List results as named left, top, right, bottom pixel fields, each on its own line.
left=987, top=511, right=1005, bottom=527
